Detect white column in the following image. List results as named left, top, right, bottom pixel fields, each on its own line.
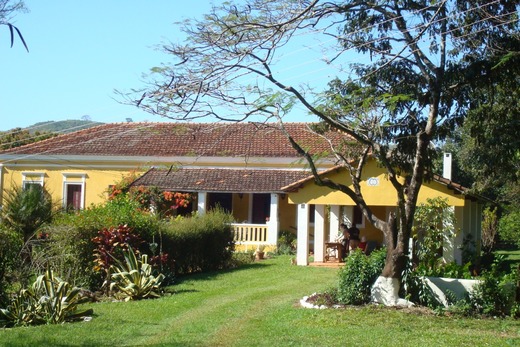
left=296, top=203, right=310, bottom=266
left=329, top=205, right=340, bottom=242
left=453, top=206, right=465, bottom=264
left=197, top=192, right=207, bottom=215
left=443, top=206, right=455, bottom=263
left=314, top=204, right=326, bottom=262
left=267, top=193, right=280, bottom=245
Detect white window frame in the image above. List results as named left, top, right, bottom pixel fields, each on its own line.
left=22, top=172, right=45, bottom=189
left=62, top=173, right=86, bottom=209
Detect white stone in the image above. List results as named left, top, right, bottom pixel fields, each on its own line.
left=424, top=277, right=481, bottom=307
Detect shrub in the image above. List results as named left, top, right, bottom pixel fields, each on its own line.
left=412, top=197, right=457, bottom=271
left=42, top=198, right=160, bottom=290
left=92, top=225, right=143, bottom=293
left=0, top=226, right=23, bottom=305
left=109, top=246, right=165, bottom=301
left=465, top=257, right=517, bottom=317
left=0, top=267, right=92, bottom=327
left=336, top=248, right=386, bottom=305
left=276, top=230, right=297, bottom=255
left=401, top=260, right=444, bottom=309
left=228, top=251, right=255, bottom=268
left=160, top=209, right=235, bottom=275
left=499, top=209, right=520, bottom=248
left=1, top=184, right=54, bottom=243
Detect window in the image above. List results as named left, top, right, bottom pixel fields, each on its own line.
left=65, top=184, right=83, bottom=210
left=22, top=172, right=44, bottom=189
left=62, top=173, right=86, bottom=210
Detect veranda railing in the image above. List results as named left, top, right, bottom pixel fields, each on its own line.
left=232, top=223, right=268, bottom=249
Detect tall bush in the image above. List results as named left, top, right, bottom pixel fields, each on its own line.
left=337, top=248, right=386, bottom=305
left=160, top=209, right=235, bottom=275
left=412, top=197, right=457, bottom=271
left=0, top=226, right=23, bottom=305
left=1, top=185, right=54, bottom=243
left=42, top=197, right=160, bottom=289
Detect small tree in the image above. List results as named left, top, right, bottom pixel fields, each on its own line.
left=2, top=185, right=53, bottom=243
left=481, top=207, right=499, bottom=253
left=1, top=184, right=54, bottom=286
left=412, top=197, right=457, bottom=271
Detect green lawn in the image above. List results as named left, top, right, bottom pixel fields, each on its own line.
left=1, top=255, right=519, bottom=346
left=497, top=247, right=520, bottom=272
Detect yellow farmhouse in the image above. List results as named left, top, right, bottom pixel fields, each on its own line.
left=0, top=122, right=485, bottom=265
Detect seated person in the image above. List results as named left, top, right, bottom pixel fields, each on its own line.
left=348, top=226, right=360, bottom=253
left=339, top=223, right=350, bottom=257
left=359, top=236, right=367, bottom=253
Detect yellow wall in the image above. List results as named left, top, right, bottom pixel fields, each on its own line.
left=278, top=196, right=297, bottom=232
left=1, top=165, right=140, bottom=207
left=288, top=160, right=467, bottom=207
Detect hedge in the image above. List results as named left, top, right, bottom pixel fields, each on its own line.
left=159, top=209, right=235, bottom=275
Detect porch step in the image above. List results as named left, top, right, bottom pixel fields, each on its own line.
left=309, top=261, right=344, bottom=269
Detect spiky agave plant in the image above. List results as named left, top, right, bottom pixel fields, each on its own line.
left=0, top=267, right=93, bottom=327
left=109, top=246, right=165, bottom=301
left=32, top=267, right=93, bottom=324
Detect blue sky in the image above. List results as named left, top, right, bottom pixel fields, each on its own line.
left=1, top=1, right=343, bottom=132
left=0, top=1, right=217, bottom=131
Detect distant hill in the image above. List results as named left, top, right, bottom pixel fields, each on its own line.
left=28, top=120, right=104, bottom=134
left=0, top=120, right=104, bottom=150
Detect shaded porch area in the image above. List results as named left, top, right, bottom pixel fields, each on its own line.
left=131, top=167, right=308, bottom=247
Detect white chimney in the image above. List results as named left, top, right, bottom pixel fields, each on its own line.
left=443, top=153, right=452, bottom=180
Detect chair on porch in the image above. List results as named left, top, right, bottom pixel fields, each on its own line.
left=324, top=242, right=344, bottom=262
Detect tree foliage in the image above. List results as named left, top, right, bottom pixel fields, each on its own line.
left=412, top=197, right=457, bottom=271
left=129, top=0, right=519, bottom=295
left=2, top=184, right=53, bottom=242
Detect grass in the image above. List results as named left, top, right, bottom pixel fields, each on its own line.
left=1, top=255, right=520, bottom=346
left=497, top=247, right=520, bottom=272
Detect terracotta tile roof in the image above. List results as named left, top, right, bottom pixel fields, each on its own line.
left=0, top=122, right=342, bottom=158
left=131, top=167, right=312, bottom=193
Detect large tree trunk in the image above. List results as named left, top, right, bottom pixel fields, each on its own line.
left=371, top=212, right=414, bottom=307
